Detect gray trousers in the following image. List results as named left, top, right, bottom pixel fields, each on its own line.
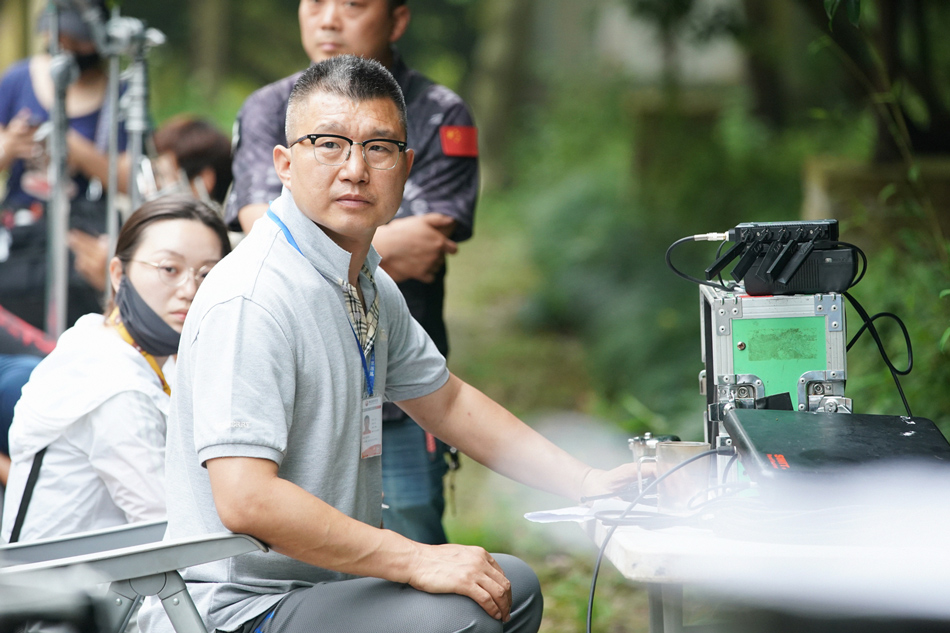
left=248, top=554, right=543, bottom=633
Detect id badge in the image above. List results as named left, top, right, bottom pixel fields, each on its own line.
left=360, top=396, right=383, bottom=458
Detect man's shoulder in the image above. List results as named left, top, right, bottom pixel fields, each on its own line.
left=374, top=266, right=413, bottom=316
left=191, top=226, right=324, bottom=324
left=191, top=231, right=278, bottom=312
left=401, top=65, right=468, bottom=112
left=374, top=265, right=402, bottom=300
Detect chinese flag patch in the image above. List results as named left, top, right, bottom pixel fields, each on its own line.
left=439, top=125, right=478, bottom=157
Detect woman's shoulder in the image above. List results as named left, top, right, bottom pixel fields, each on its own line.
left=8, top=314, right=170, bottom=460
left=22, top=315, right=168, bottom=413
left=0, top=58, right=37, bottom=118
left=0, top=58, right=32, bottom=85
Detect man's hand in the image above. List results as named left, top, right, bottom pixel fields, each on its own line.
left=407, top=543, right=512, bottom=622
left=579, top=461, right=655, bottom=503
left=208, top=456, right=513, bottom=620
left=374, top=214, right=458, bottom=283
left=68, top=229, right=109, bottom=293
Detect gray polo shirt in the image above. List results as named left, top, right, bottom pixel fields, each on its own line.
left=139, top=188, right=450, bottom=633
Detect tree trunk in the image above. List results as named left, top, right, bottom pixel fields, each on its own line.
left=188, top=0, right=227, bottom=100
left=467, top=0, right=535, bottom=192
left=740, top=0, right=794, bottom=127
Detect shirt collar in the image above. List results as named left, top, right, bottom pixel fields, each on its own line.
left=269, top=187, right=382, bottom=281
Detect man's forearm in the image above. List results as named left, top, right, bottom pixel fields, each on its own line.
left=208, top=457, right=416, bottom=582
left=399, top=375, right=594, bottom=503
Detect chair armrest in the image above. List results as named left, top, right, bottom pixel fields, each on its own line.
left=0, top=532, right=268, bottom=583
left=0, top=520, right=168, bottom=567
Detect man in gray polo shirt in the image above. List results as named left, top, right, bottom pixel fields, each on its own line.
left=140, top=56, right=642, bottom=633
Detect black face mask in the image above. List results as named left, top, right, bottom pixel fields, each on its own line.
left=115, top=276, right=181, bottom=357
left=74, top=52, right=101, bottom=73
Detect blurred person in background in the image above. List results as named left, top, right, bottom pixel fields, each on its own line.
left=226, top=0, right=479, bottom=546
left=67, top=115, right=235, bottom=296
left=0, top=1, right=128, bottom=494
left=0, top=0, right=129, bottom=330
left=0, top=109, right=232, bottom=492
left=152, top=115, right=233, bottom=208
left=65, top=114, right=234, bottom=310
left=1, top=195, right=230, bottom=543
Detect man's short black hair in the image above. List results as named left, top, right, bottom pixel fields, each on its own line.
left=285, top=55, right=408, bottom=145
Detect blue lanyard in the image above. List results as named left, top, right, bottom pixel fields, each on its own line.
left=268, top=209, right=376, bottom=396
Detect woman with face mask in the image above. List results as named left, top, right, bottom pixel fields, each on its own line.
left=0, top=195, right=231, bottom=543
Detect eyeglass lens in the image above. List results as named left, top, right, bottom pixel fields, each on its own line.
left=153, top=260, right=213, bottom=287
left=308, top=136, right=401, bottom=170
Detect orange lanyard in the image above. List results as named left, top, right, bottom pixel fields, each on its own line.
left=107, top=308, right=171, bottom=396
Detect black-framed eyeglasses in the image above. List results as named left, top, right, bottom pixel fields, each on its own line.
left=290, top=134, right=407, bottom=171
left=133, top=259, right=214, bottom=288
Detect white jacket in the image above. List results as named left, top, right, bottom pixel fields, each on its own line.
left=1, top=314, right=170, bottom=542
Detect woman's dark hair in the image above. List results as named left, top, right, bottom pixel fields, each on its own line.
left=106, top=195, right=231, bottom=310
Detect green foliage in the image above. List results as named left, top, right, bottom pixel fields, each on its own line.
left=396, top=0, right=478, bottom=94
left=941, top=289, right=950, bottom=352
left=627, top=0, right=696, bottom=33
left=515, top=74, right=880, bottom=440
left=846, top=238, right=950, bottom=432
left=824, top=0, right=862, bottom=28
left=133, top=0, right=304, bottom=86
left=148, top=50, right=254, bottom=132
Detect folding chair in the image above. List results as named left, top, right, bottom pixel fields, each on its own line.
left=0, top=521, right=268, bottom=633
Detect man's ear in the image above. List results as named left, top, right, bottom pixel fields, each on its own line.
left=389, top=4, right=410, bottom=44
left=108, top=256, right=123, bottom=295
left=403, top=147, right=415, bottom=179
left=274, top=144, right=293, bottom=190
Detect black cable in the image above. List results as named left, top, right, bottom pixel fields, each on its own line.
left=593, top=480, right=750, bottom=527
left=843, top=291, right=913, bottom=417
left=715, top=240, right=728, bottom=287
left=585, top=446, right=735, bottom=633
left=830, top=241, right=868, bottom=288
left=665, top=236, right=735, bottom=292
left=846, top=311, right=912, bottom=367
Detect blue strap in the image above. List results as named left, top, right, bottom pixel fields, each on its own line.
left=355, top=332, right=376, bottom=396
left=267, top=209, right=302, bottom=255
left=253, top=610, right=275, bottom=633
left=268, top=207, right=375, bottom=396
